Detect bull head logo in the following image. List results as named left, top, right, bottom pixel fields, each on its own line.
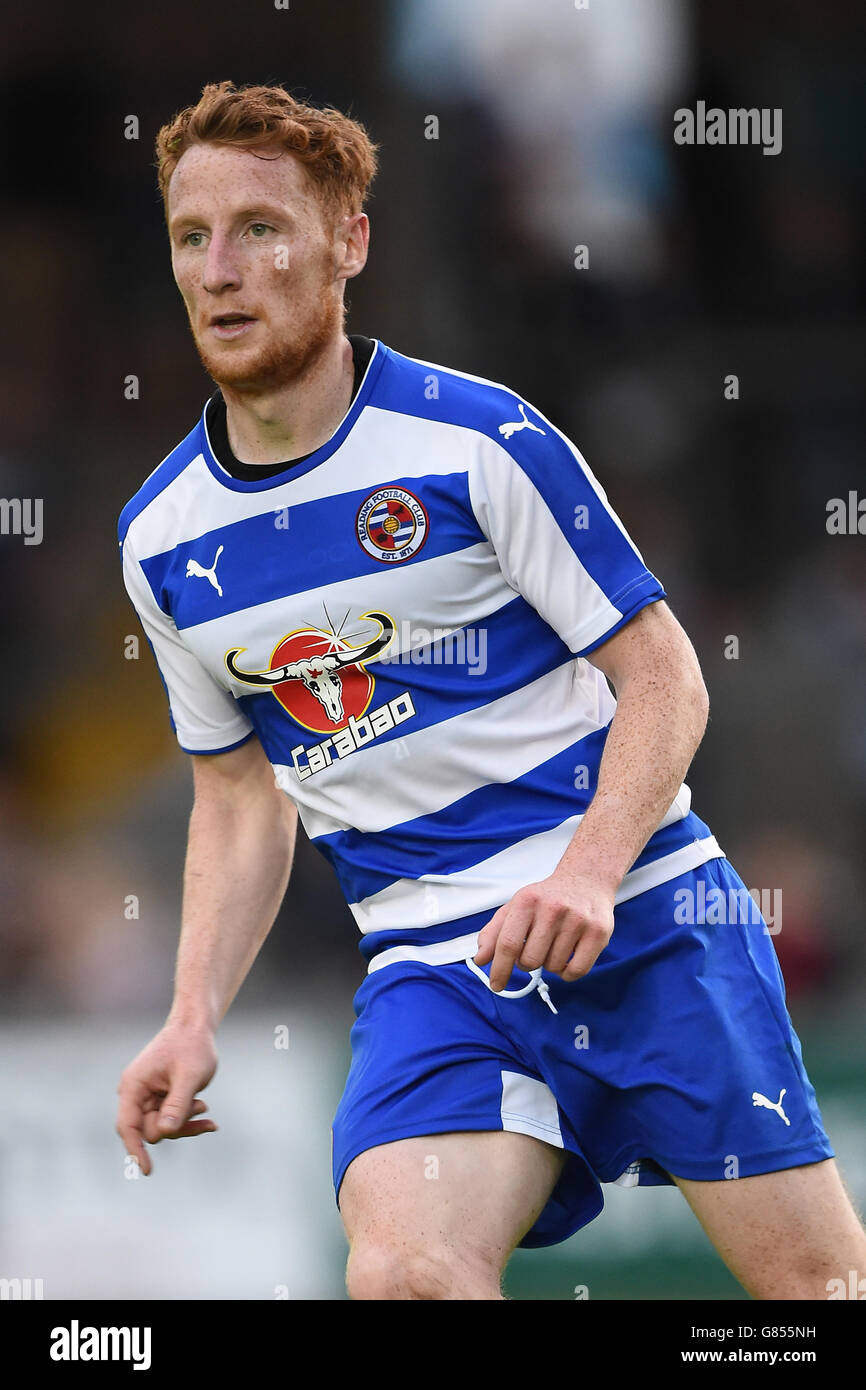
left=225, top=611, right=394, bottom=726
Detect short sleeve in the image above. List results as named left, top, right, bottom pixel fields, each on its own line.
left=120, top=533, right=254, bottom=755
left=468, top=401, right=666, bottom=655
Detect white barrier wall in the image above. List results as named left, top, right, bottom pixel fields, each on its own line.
left=0, top=1013, right=349, bottom=1300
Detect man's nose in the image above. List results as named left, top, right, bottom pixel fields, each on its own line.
left=202, top=234, right=241, bottom=294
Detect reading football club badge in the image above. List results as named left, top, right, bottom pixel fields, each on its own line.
left=356, top=486, right=428, bottom=563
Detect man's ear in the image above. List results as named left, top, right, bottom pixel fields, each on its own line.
left=336, top=211, right=369, bottom=283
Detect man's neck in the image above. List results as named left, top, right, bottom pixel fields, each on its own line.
left=219, top=333, right=355, bottom=467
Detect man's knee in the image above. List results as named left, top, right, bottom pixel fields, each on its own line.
left=346, top=1239, right=502, bottom=1301
left=750, top=1244, right=866, bottom=1301
left=765, top=1217, right=866, bottom=1299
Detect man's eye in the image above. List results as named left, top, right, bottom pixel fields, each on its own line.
left=248, top=223, right=271, bottom=237
left=184, top=231, right=205, bottom=248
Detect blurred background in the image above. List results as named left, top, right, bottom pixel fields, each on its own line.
left=0, top=0, right=863, bottom=1299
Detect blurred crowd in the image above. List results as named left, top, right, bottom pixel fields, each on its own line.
left=0, top=0, right=863, bottom=1023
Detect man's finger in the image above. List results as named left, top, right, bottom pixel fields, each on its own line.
left=542, top=925, right=585, bottom=975
left=117, top=1121, right=150, bottom=1175
left=140, top=1097, right=209, bottom=1143
left=175, top=1118, right=218, bottom=1139
left=143, top=1110, right=218, bottom=1144
left=559, top=927, right=608, bottom=982
left=488, top=900, right=536, bottom=991
left=158, top=1076, right=204, bottom=1135
left=516, top=916, right=564, bottom=972
left=472, top=904, right=509, bottom=966
left=116, top=1081, right=156, bottom=1175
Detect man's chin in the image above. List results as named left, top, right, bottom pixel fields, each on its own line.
left=194, top=337, right=332, bottom=394
left=195, top=343, right=273, bottom=392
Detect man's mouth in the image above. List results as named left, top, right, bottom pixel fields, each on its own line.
left=209, top=313, right=257, bottom=340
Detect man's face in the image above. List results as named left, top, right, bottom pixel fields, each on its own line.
left=167, top=143, right=362, bottom=392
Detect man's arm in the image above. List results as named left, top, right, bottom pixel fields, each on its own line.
left=474, top=600, right=709, bottom=990
left=116, top=736, right=296, bottom=1174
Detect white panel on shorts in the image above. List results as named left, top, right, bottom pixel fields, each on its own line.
left=612, top=1162, right=642, bottom=1188
left=500, top=1070, right=563, bottom=1148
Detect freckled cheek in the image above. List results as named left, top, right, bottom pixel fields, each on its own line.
left=258, top=257, right=310, bottom=300
left=173, top=272, right=206, bottom=322
left=176, top=276, right=200, bottom=309
left=171, top=256, right=197, bottom=297
left=268, top=252, right=327, bottom=305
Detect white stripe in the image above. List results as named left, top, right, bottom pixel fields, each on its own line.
left=276, top=660, right=615, bottom=838
left=366, top=834, right=722, bottom=978
left=366, top=931, right=483, bottom=973
left=180, top=540, right=512, bottom=663
left=352, top=826, right=722, bottom=938
left=613, top=832, right=720, bottom=903
left=500, top=1071, right=563, bottom=1147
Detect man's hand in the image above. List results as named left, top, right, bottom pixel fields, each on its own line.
left=473, top=602, right=709, bottom=994
left=116, top=1023, right=219, bottom=1176
left=473, top=871, right=616, bottom=991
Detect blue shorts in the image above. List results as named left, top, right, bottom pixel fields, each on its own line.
left=332, top=856, right=834, bottom=1248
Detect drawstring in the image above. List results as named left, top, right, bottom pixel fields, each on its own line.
left=464, top=955, right=558, bottom=1015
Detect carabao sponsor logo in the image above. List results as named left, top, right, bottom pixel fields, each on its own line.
left=291, top=691, right=416, bottom=781
left=226, top=610, right=394, bottom=734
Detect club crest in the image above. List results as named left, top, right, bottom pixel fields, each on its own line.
left=356, top=487, right=428, bottom=563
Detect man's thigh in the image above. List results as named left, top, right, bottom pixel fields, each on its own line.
left=340, top=1130, right=566, bottom=1298
left=671, top=1158, right=866, bottom=1299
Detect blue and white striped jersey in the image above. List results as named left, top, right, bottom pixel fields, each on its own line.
left=118, top=338, right=722, bottom=964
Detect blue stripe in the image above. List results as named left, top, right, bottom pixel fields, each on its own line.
left=315, top=721, right=713, bottom=905
left=354, top=814, right=714, bottom=959
left=623, top=809, right=714, bottom=872
left=179, top=731, right=255, bottom=756
left=358, top=906, right=502, bottom=963
left=315, top=728, right=610, bottom=902
left=235, top=594, right=574, bottom=763
left=139, top=470, right=483, bottom=625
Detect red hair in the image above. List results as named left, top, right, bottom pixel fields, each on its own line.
left=156, top=80, right=378, bottom=228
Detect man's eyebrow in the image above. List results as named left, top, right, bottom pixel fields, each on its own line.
left=233, top=202, right=295, bottom=222
left=169, top=202, right=294, bottom=234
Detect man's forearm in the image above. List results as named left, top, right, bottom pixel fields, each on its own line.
left=557, top=666, right=709, bottom=894
left=167, top=787, right=296, bottom=1031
